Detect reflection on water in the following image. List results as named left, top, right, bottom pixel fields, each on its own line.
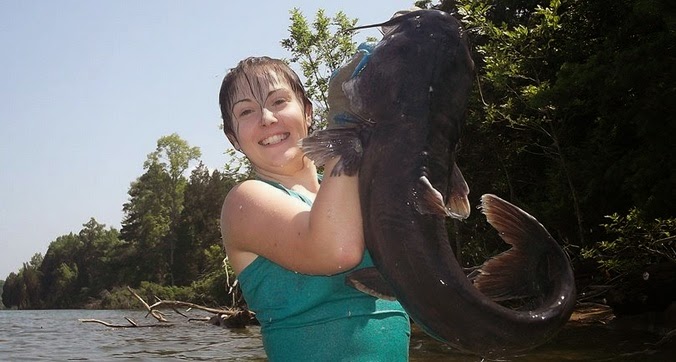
left=0, top=309, right=673, bottom=361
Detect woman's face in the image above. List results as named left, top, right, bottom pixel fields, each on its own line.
left=229, top=71, right=312, bottom=175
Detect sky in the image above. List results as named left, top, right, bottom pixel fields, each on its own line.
left=0, top=0, right=417, bottom=279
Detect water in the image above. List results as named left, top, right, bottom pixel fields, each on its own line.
left=0, top=310, right=265, bottom=361
left=0, top=309, right=673, bottom=361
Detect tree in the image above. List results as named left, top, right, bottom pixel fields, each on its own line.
left=76, top=219, right=122, bottom=298
left=122, top=134, right=201, bottom=285
left=2, top=272, right=19, bottom=308
left=37, top=219, right=121, bottom=308
left=174, top=164, right=235, bottom=285
left=40, top=233, right=83, bottom=307
left=419, top=0, right=675, bottom=309
left=281, top=8, right=362, bottom=130
left=0, top=279, right=5, bottom=309
left=120, top=162, right=173, bottom=284
left=1, top=254, right=43, bottom=309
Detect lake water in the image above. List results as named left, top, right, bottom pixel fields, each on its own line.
left=0, top=309, right=673, bottom=361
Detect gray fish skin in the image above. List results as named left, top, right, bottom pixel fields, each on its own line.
left=302, top=9, right=576, bottom=357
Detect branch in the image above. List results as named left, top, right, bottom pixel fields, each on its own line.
left=79, top=318, right=173, bottom=328
left=127, top=286, right=168, bottom=322
left=79, top=285, right=256, bottom=329
left=147, top=300, right=234, bottom=316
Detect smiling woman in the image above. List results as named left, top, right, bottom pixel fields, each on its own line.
left=216, top=56, right=411, bottom=360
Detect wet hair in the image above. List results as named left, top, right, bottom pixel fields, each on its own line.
left=219, top=57, right=313, bottom=142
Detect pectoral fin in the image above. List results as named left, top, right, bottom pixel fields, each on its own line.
left=413, top=164, right=470, bottom=219
left=414, top=175, right=451, bottom=216
left=346, top=267, right=397, bottom=301
left=300, top=126, right=366, bottom=177
left=447, top=163, right=470, bottom=219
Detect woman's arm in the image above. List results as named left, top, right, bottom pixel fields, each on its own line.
left=221, top=158, right=364, bottom=276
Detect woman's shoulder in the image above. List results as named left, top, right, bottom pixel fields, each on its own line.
left=220, top=180, right=272, bottom=274
left=220, top=178, right=310, bottom=244
left=223, top=179, right=290, bottom=208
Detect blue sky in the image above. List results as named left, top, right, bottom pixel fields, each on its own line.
left=0, top=0, right=417, bottom=279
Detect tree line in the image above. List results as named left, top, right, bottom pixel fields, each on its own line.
left=3, top=0, right=674, bottom=313
left=2, top=134, right=244, bottom=309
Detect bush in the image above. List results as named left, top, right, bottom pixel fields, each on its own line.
left=582, top=208, right=675, bottom=279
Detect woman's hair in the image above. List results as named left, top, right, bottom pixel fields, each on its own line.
left=219, top=57, right=312, bottom=141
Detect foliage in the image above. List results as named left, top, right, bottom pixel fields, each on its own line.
left=121, top=134, right=202, bottom=285
left=189, top=245, right=236, bottom=307
left=223, top=148, right=254, bottom=182
left=99, top=287, right=140, bottom=310
left=582, top=209, right=675, bottom=278
left=2, top=254, right=43, bottom=309
left=414, top=0, right=675, bottom=268
left=281, top=8, right=360, bottom=130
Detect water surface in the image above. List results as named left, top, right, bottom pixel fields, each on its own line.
left=0, top=309, right=672, bottom=360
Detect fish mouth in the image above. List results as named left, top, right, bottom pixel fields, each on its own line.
left=259, top=132, right=290, bottom=146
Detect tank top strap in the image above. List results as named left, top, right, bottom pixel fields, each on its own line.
left=256, top=178, right=315, bottom=206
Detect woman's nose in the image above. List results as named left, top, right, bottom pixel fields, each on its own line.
left=261, top=108, right=277, bottom=126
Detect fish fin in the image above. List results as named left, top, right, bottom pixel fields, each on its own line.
left=414, top=175, right=452, bottom=216
left=447, top=163, right=470, bottom=219
left=300, top=127, right=363, bottom=177
left=474, top=194, right=556, bottom=301
left=346, top=267, right=397, bottom=301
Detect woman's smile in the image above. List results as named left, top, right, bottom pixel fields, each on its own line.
left=259, top=132, right=290, bottom=146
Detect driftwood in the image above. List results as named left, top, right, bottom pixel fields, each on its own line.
left=79, top=318, right=173, bottom=328
left=79, top=286, right=255, bottom=329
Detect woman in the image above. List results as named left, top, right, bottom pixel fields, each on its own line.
left=218, top=55, right=410, bottom=361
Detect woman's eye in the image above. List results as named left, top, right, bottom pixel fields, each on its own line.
left=273, top=98, right=287, bottom=106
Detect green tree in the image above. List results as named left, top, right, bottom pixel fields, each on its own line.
left=120, top=162, right=173, bottom=284
left=122, top=134, right=201, bottom=285
left=75, top=219, right=122, bottom=299
left=40, top=233, right=83, bottom=307
left=420, top=0, right=675, bottom=306
left=2, top=272, right=19, bottom=308
left=0, top=279, right=5, bottom=309
left=281, top=8, right=361, bottom=130
left=1, top=254, right=43, bottom=309
left=38, top=219, right=121, bottom=308
left=174, top=163, right=235, bottom=285
left=146, top=133, right=202, bottom=285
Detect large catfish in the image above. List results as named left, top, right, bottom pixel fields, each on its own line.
left=302, top=9, right=576, bottom=357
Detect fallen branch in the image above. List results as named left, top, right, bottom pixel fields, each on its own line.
left=127, top=286, right=169, bottom=322
left=148, top=299, right=232, bottom=315
left=80, top=286, right=256, bottom=329
left=79, top=318, right=173, bottom=328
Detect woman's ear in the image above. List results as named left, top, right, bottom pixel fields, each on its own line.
left=305, top=103, right=313, bottom=128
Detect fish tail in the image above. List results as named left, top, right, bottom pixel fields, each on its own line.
left=475, top=194, right=570, bottom=302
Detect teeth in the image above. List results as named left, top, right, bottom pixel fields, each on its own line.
left=261, top=133, right=288, bottom=145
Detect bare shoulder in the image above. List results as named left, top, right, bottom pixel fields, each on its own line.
left=221, top=179, right=310, bottom=222
left=220, top=179, right=311, bottom=274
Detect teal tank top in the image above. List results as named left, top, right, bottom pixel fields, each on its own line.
left=237, top=180, right=410, bottom=361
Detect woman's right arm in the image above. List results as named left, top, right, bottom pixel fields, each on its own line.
left=221, top=158, right=364, bottom=276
